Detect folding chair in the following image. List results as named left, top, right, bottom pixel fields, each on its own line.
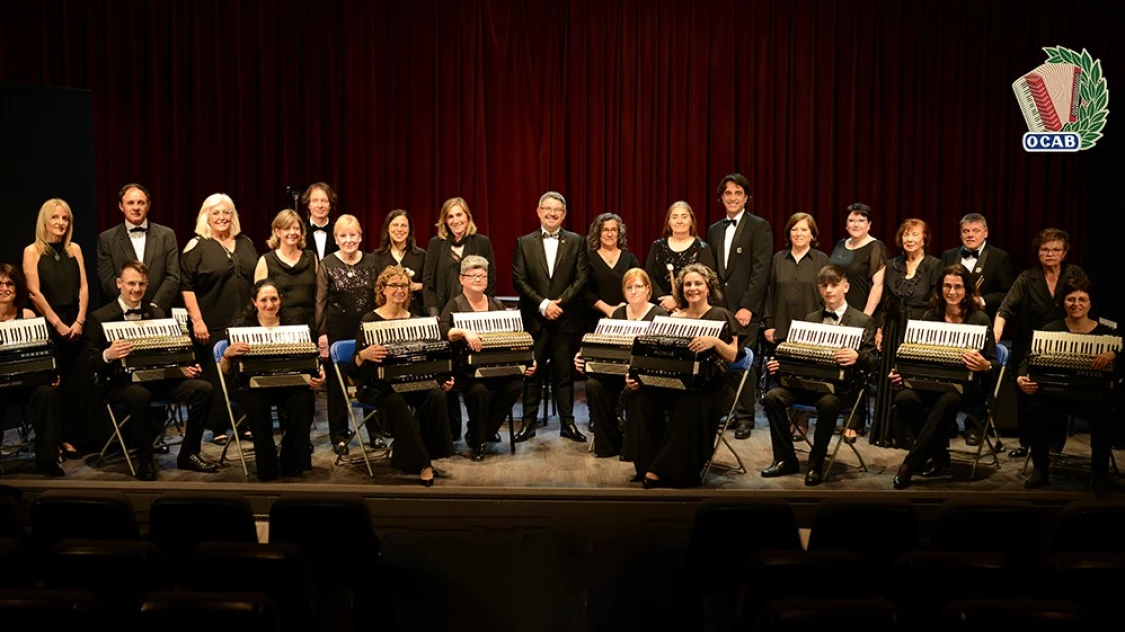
left=702, top=347, right=753, bottom=479
left=329, top=340, right=386, bottom=478
left=797, top=376, right=870, bottom=480
left=0, top=406, right=36, bottom=474
left=213, top=340, right=253, bottom=475
left=951, top=343, right=1007, bottom=478
left=97, top=396, right=184, bottom=477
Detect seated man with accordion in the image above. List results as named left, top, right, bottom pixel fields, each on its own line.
left=86, top=261, right=218, bottom=481
left=890, top=264, right=997, bottom=490
left=1017, top=276, right=1121, bottom=493
left=0, top=263, right=64, bottom=476
left=219, top=279, right=325, bottom=481
left=761, top=264, right=876, bottom=486
left=354, top=265, right=454, bottom=486
left=625, top=264, right=744, bottom=488
left=439, top=255, right=536, bottom=462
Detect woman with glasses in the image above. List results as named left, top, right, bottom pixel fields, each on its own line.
left=644, top=201, right=717, bottom=313
left=584, top=213, right=641, bottom=331
left=182, top=193, right=258, bottom=446
left=440, top=256, right=537, bottom=462
left=356, top=265, right=454, bottom=486
left=575, top=267, right=667, bottom=459
left=315, top=214, right=379, bottom=456
left=373, top=209, right=426, bottom=315
left=995, top=228, right=1087, bottom=458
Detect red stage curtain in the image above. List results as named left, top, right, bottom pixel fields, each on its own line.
left=2, top=0, right=1119, bottom=295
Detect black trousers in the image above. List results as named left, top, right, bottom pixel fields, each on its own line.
left=894, top=389, right=968, bottom=469
left=728, top=321, right=759, bottom=425
left=1025, top=396, right=1113, bottom=475
left=762, top=386, right=847, bottom=468
left=325, top=356, right=355, bottom=444
left=358, top=386, right=453, bottom=475
left=462, top=376, right=523, bottom=447
left=2, top=384, right=62, bottom=471
left=237, top=386, right=315, bottom=481
left=628, top=384, right=731, bottom=487
left=522, top=326, right=575, bottom=424
left=110, top=378, right=211, bottom=464
left=585, top=374, right=634, bottom=458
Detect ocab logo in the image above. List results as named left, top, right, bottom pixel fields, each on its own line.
left=1012, top=46, right=1109, bottom=152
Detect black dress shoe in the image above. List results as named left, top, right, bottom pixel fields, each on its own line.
left=1024, top=470, right=1049, bottom=489
left=177, top=453, right=220, bottom=473
left=734, top=420, right=752, bottom=440
left=921, top=452, right=951, bottom=477
left=642, top=476, right=665, bottom=489
left=560, top=423, right=587, bottom=443
left=136, top=462, right=157, bottom=481
left=804, top=467, right=824, bottom=487
left=334, top=441, right=350, bottom=456
left=760, top=460, right=800, bottom=478
left=893, top=464, right=913, bottom=490
left=514, top=421, right=537, bottom=442
left=38, top=464, right=66, bottom=478
left=488, top=431, right=502, bottom=443
left=420, top=476, right=435, bottom=487
left=1008, top=446, right=1028, bottom=458
left=471, top=444, right=486, bottom=462
left=964, top=430, right=982, bottom=446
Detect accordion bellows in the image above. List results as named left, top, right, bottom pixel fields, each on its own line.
left=1013, top=63, right=1081, bottom=132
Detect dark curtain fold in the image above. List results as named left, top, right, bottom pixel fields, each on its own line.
left=1, top=0, right=1119, bottom=303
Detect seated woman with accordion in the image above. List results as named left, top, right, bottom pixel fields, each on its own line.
left=0, top=263, right=63, bottom=477
left=355, top=265, right=454, bottom=486
left=890, top=264, right=996, bottom=490
left=1017, top=276, right=1121, bottom=493
left=440, top=255, right=536, bottom=462
left=575, top=267, right=668, bottom=460
left=219, top=279, right=325, bottom=481
left=625, top=264, right=744, bottom=488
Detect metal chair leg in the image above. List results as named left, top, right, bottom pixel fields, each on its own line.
left=824, top=388, right=868, bottom=479
left=703, top=368, right=750, bottom=481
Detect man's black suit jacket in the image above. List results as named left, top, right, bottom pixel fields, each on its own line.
left=96, top=222, right=181, bottom=310
left=941, top=243, right=1015, bottom=319
left=85, top=301, right=167, bottom=384
left=512, top=229, right=589, bottom=335
left=706, top=213, right=773, bottom=318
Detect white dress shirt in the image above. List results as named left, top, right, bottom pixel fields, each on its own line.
left=126, top=220, right=149, bottom=262
left=723, top=209, right=745, bottom=271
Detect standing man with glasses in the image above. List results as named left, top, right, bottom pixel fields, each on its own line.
left=706, top=173, right=773, bottom=438
left=96, top=184, right=181, bottom=310
left=512, top=192, right=590, bottom=443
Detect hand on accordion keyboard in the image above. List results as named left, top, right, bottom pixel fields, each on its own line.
left=834, top=348, right=859, bottom=367
left=688, top=336, right=719, bottom=354
left=105, top=339, right=134, bottom=362
left=961, top=350, right=991, bottom=373
left=223, top=342, right=251, bottom=359
left=1017, top=375, right=1038, bottom=395
left=1092, top=350, right=1117, bottom=371
left=463, top=330, right=483, bottom=352
left=358, top=344, right=388, bottom=364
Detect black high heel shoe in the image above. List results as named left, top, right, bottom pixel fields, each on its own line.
left=893, top=464, right=913, bottom=490
left=641, top=476, right=665, bottom=490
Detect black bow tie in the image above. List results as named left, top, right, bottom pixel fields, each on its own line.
left=543, top=232, right=559, bottom=240
left=124, top=308, right=143, bottom=316
left=822, top=310, right=840, bottom=321
left=128, top=226, right=147, bottom=233
left=961, top=248, right=980, bottom=259
left=724, top=217, right=738, bottom=227
left=310, top=223, right=328, bottom=233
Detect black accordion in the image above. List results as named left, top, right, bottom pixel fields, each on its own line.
left=774, top=321, right=865, bottom=394
left=581, top=319, right=652, bottom=376
left=227, top=325, right=319, bottom=388
left=451, top=311, right=534, bottom=378
left=363, top=317, right=453, bottom=393
left=1027, top=330, right=1121, bottom=400
left=0, top=317, right=57, bottom=391
left=628, top=316, right=727, bottom=390
left=894, top=320, right=988, bottom=394
left=103, top=319, right=196, bottom=382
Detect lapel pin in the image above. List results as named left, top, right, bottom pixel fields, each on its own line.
left=736, top=247, right=743, bottom=254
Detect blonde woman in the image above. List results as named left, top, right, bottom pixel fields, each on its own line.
left=254, top=209, right=318, bottom=331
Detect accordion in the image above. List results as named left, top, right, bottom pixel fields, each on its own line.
left=227, top=325, right=319, bottom=388
left=629, top=316, right=726, bottom=390
left=894, top=320, right=989, bottom=394
left=362, top=317, right=453, bottom=393
left=774, top=321, right=865, bottom=394
left=1027, top=330, right=1121, bottom=400
left=581, top=319, right=652, bottom=376
left=451, top=311, right=533, bottom=378
left=0, top=317, right=57, bottom=391
left=103, top=318, right=196, bottom=382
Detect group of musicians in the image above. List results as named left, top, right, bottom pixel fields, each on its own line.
left=1, top=176, right=1119, bottom=491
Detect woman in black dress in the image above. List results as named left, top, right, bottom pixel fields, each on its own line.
left=870, top=218, right=943, bottom=448
left=889, top=265, right=996, bottom=489
left=315, top=214, right=380, bottom=455
left=644, top=201, right=717, bottom=314
left=22, top=198, right=96, bottom=458
left=372, top=209, right=426, bottom=315
left=0, top=263, right=64, bottom=476
left=1017, top=276, right=1120, bottom=492
left=440, top=255, right=536, bottom=461
left=626, top=264, right=744, bottom=488
left=254, top=209, right=318, bottom=331
left=763, top=212, right=832, bottom=345
left=995, top=228, right=1087, bottom=458
left=576, top=267, right=667, bottom=459
left=182, top=193, right=259, bottom=445
left=355, top=265, right=454, bottom=486
left=219, top=279, right=325, bottom=481
left=584, top=213, right=641, bottom=328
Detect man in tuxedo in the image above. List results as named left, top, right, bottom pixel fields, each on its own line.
left=96, top=183, right=181, bottom=310
left=304, top=182, right=339, bottom=259
left=512, top=191, right=590, bottom=443
left=760, top=265, right=877, bottom=486
left=941, top=213, right=1014, bottom=321
left=86, top=261, right=218, bottom=481
left=706, top=173, right=773, bottom=438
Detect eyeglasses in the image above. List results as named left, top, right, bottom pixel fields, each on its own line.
left=0, top=280, right=15, bottom=288
left=601, top=228, right=619, bottom=234
left=539, top=206, right=565, bottom=215
left=460, top=274, right=487, bottom=282
left=386, top=283, right=409, bottom=290
left=1039, top=247, right=1065, bottom=254
left=625, top=284, right=648, bottom=293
